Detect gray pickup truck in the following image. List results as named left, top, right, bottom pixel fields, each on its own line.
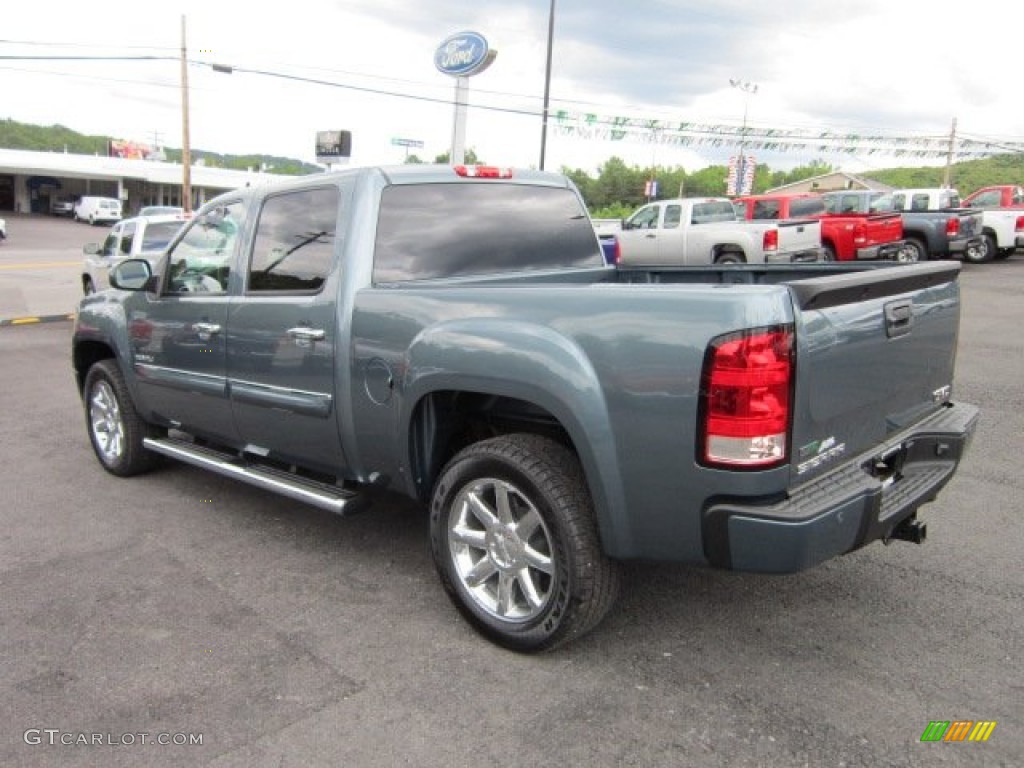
left=72, top=165, right=978, bottom=652
left=826, top=189, right=985, bottom=262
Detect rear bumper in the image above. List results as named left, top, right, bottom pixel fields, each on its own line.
left=856, top=240, right=908, bottom=260
left=766, top=248, right=823, bottom=264
left=701, top=402, right=979, bottom=573
left=1015, top=234, right=1024, bottom=249
left=948, top=236, right=983, bottom=256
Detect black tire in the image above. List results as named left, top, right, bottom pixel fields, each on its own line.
left=83, top=360, right=162, bottom=476
left=964, top=234, right=995, bottom=264
left=430, top=433, right=620, bottom=652
left=83, top=276, right=96, bottom=295
left=822, top=244, right=837, bottom=262
left=901, top=238, right=926, bottom=263
left=714, top=252, right=744, bottom=265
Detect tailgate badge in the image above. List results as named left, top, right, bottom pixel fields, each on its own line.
left=797, top=435, right=846, bottom=475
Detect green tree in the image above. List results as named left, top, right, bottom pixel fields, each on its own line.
left=433, top=148, right=482, bottom=164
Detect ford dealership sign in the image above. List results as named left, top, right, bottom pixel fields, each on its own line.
left=434, top=31, right=496, bottom=78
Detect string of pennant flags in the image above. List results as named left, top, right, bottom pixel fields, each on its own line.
left=551, top=109, right=1024, bottom=158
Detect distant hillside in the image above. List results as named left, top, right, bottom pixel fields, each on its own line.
left=859, top=153, right=1023, bottom=192
left=0, top=118, right=321, bottom=176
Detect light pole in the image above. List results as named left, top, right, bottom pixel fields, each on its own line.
left=729, top=78, right=757, bottom=195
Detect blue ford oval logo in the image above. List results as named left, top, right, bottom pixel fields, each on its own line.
left=434, top=31, right=495, bottom=77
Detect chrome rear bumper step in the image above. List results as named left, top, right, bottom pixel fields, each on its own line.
left=143, top=436, right=364, bottom=515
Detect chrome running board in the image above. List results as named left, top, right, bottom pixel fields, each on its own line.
left=143, top=436, right=364, bottom=515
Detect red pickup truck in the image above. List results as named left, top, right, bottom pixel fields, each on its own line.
left=733, top=193, right=909, bottom=261
left=962, top=185, right=1024, bottom=209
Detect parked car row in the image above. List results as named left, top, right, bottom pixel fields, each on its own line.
left=609, top=184, right=1022, bottom=267
left=52, top=196, right=185, bottom=225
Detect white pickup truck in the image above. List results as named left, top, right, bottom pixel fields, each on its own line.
left=81, top=213, right=187, bottom=294
left=616, top=197, right=822, bottom=265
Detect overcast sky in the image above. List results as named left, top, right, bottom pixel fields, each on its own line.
left=3, top=0, right=1023, bottom=175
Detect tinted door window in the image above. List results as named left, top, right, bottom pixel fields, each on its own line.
left=119, top=222, right=136, bottom=255
left=627, top=205, right=660, bottom=230
left=374, top=184, right=602, bottom=282
left=248, top=187, right=339, bottom=292
left=100, top=230, right=119, bottom=259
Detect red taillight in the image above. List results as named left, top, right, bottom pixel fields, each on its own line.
left=613, top=237, right=621, bottom=264
left=701, top=327, right=793, bottom=468
left=945, top=217, right=960, bottom=237
left=454, top=165, right=513, bottom=179
left=1015, top=216, right=1024, bottom=233
left=763, top=228, right=778, bottom=252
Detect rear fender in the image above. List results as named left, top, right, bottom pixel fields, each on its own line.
left=401, top=318, right=632, bottom=556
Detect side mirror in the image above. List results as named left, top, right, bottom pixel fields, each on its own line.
left=83, top=243, right=100, bottom=255
left=109, top=259, right=153, bottom=291
left=621, top=218, right=632, bottom=231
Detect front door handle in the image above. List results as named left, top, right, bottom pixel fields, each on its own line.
left=287, top=327, right=326, bottom=341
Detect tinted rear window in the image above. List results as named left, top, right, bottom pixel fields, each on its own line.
left=788, top=197, right=825, bottom=217
left=141, top=221, right=183, bottom=252
left=373, top=183, right=602, bottom=282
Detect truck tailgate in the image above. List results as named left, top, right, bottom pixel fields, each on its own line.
left=864, top=212, right=903, bottom=246
left=785, top=262, right=962, bottom=485
left=777, top=218, right=822, bottom=259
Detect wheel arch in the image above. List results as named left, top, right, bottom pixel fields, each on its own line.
left=399, top=321, right=633, bottom=557
left=711, top=242, right=746, bottom=261
left=73, top=339, right=116, bottom=394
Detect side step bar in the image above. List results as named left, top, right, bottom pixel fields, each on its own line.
left=143, top=436, right=365, bottom=516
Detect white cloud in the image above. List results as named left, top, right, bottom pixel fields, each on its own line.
left=3, top=0, right=1022, bottom=176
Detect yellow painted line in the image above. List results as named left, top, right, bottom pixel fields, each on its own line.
left=0, top=260, right=80, bottom=270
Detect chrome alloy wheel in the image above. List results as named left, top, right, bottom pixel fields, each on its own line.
left=89, top=380, right=125, bottom=463
left=448, top=478, right=555, bottom=622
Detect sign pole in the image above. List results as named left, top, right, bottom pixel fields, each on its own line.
left=450, top=77, right=469, bottom=165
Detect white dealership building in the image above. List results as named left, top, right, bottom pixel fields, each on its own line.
left=0, top=147, right=283, bottom=215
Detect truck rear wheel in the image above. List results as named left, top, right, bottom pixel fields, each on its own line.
left=714, top=252, right=744, bottom=264
left=964, top=234, right=995, bottom=264
left=900, top=239, right=926, bottom=262
left=83, top=360, right=162, bottom=476
left=430, top=433, right=620, bottom=652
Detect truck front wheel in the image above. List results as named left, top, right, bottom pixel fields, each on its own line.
left=83, top=360, right=162, bottom=477
left=430, top=434, right=620, bottom=652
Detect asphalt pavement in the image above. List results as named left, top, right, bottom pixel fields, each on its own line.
left=0, top=219, right=1021, bottom=767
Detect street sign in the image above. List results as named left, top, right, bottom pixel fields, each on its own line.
left=391, top=138, right=425, bottom=149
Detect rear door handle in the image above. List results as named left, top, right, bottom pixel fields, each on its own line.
left=192, top=322, right=221, bottom=335
left=287, top=327, right=326, bottom=341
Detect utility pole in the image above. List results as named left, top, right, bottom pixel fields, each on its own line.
left=539, top=0, right=556, bottom=170
left=180, top=15, right=192, bottom=214
left=942, top=117, right=957, bottom=189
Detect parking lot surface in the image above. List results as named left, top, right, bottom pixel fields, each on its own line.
left=1, top=218, right=1021, bottom=767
